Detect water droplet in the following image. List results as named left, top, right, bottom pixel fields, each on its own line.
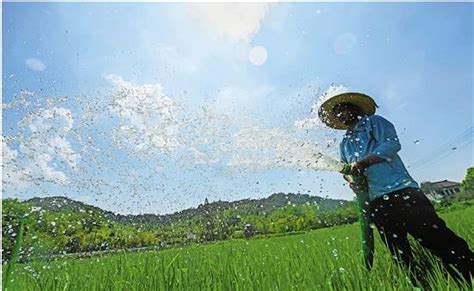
left=383, top=195, right=390, bottom=200
left=402, top=179, right=412, bottom=186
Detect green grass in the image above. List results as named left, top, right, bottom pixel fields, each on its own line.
left=4, top=205, right=473, bottom=290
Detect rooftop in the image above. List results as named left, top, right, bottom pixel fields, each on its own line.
left=431, top=180, right=460, bottom=189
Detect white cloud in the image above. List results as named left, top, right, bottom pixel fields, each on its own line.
left=3, top=106, right=79, bottom=190
left=263, top=3, right=289, bottom=32
left=49, top=136, right=80, bottom=168
left=2, top=140, right=29, bottom=189
left=106, top=74, right=185, bottom=154
left=23, top=152, right=69, bottom=185
left=27, top=107, right=74, bottom=134
left=22, top=107, right=78, bottom=182
left=25, top=58, right=47, bottom=71
left=188, top=3, right=273, bottom=43
left=295, top=84, right=349, bottom=129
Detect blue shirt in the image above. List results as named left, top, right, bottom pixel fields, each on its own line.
left=339, top=115, right=419, bottom=201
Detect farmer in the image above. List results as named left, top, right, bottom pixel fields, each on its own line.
left=318, top=92, right=473, bottom=283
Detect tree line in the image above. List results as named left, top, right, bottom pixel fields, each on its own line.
left=3, top=167, right=473, bottom=263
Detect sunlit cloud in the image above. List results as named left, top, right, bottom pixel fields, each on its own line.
left=188, top=3, right=273, bottom=43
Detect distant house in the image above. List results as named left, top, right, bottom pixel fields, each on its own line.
left=425, top=180, right=461, bottom=201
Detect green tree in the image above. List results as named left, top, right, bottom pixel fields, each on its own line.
left=461, top=167, right=474, bottom=192
left=200, top=198, right=215, bottom=241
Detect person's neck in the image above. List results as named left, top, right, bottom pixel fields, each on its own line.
left=347, top=119, right=359, bottom=130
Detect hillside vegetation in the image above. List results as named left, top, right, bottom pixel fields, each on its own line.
left=2, top=193, right=356, bottom=262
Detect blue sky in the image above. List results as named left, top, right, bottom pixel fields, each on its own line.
left=3, top=3, right=473, bottom=214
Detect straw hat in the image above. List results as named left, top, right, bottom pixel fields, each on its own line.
left=317, top=92, right=378, bottom=129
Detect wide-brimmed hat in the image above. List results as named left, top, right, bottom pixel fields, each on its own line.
left=318, top=92, right=378, bottom=129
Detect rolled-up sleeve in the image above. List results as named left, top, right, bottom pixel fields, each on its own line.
left=369, top=116, right=401, bottom=161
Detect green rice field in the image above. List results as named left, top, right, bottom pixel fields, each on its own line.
left=4, top=205, right=473, bottom=291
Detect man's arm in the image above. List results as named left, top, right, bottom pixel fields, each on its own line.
left=350, top=154, right=385, bottom=175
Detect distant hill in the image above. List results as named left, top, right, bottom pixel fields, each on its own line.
left=26, top=193, right=350, bottom=226
left=27, top=196, right=105, bottom=213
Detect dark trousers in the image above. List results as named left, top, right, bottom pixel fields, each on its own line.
left=369, top=187, right=474, bottom=283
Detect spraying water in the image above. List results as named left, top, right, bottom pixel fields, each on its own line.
left=2, top=79, right=348, bottom=213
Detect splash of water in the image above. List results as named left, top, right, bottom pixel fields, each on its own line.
left=2, top=77, right=346, bottom=212
left=223, top=123, right=344, bottom=172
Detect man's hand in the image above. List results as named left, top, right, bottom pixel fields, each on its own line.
left=341, top=155, right=385, bottom=192
left=349, top=154, right=385, bottom=175
left=350, top=161, right=366, bottom=176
